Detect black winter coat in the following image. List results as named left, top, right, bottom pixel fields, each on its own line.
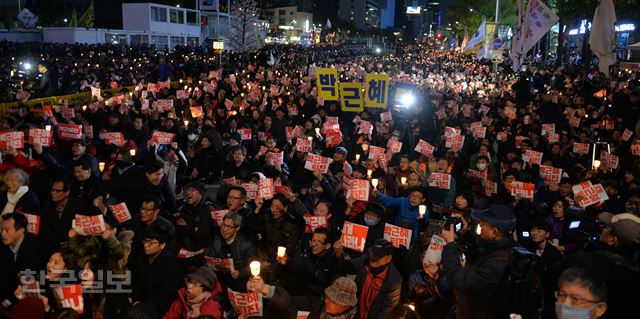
left=442, top=239, right=513, bottom=319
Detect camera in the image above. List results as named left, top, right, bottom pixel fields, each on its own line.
left=442, top=216, right=462, bottom=232
left=567, top=215, right=603, bottom=245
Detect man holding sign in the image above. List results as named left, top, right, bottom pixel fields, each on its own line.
left=205, top=212, right=256, bottom=292
left=374, top=186, right=428, bottom=242
left=333, top=238, right=402, bottom=319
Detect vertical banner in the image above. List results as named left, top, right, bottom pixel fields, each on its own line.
left=339, top=82, right=364, bottom=112
left=522, top=0, right=560, bottom=55
left=316, top=68, right=339, bottom=101
left=365, top=73, right=390, bottom=108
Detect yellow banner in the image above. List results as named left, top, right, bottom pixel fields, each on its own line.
left=364, top=73, right=390, bottom=108
left=316, top=68, right=339, bottom=101
left=339, top=82, right=364, bottom=112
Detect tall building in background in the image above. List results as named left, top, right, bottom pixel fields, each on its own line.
left=402, top=0, right=442, bottom=38
left=380, top=0, right=395, bottom=29
left=424, top=1, right=441, bottom=35
left=310, top=0, right=338, bottom=26
left=394, top=0, right=407, bottom=30
left=338, top=0, right=380, bottom=30
left=261, top=0, right=312, bottom=12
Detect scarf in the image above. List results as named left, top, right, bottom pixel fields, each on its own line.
left=186, top=291, right=211, bottom=319
left=2, top=186, right=29, bottom=215
left=359, top=264, right=389, bottom=319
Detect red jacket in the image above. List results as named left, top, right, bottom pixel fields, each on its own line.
left=0, top=152, right=39, bottom=176
left=163, top=283, right=222, bottom=319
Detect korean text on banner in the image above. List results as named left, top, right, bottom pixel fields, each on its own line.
left=424, top=235, right=446, bottom=263
left=429, top=173, right=452, bottom=189
left=383, top=223, right=412, bottom=249
left=304, top=153, right=333, bottom=173
left=238, top=128, right=252, bottom=141
left=365, top=73, right=390, bottom=108
left=524, top=149, right=543, bottom=165
left=415, top=139, right=435, bottom=156
left=29, top=128, right=53, bottom=147
left=17, top=210, right=40, bottom=235
left=316, top=68, right=339, bottom=101
left=574, top=183, right=609, bottom=207
left=340, top=221, right=369, bottom=252
left=109, top=202, right=132, bottom=223
left=258, top=178, right=275, bottom=200
left=347, top=179, right=370, bottom=201
left=205, top=256, right=235, bottom=272
left=539, top=165, right=562, bottom=184
left=304, top=215, right=328, bottom=232
left=57, top=124, right=83, bottom=140
left=104, top=132, right=124, bottom=147
left=53, top=284, right=84, bottom=314
left=177, top=248, right=205, bottom=259
left=210, top=209, right=228, bottom=227
left=340, top=82, right=364, bottom=112
left=296, top=138, right=312, bottom=153
left=228, top=290, right=263, bottom=317
left=152, top=131, right=176, bottom=144
left=72, top=214, right=106, bottom=236
left=511, top=181, right=535, bottom=200
left=0, top=131, right=24, bottom=149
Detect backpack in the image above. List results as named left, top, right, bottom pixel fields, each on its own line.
left=498, top=246, right=546, bottom=319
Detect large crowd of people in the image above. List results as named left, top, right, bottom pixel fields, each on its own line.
left=0, top=40, right=639, bottom=319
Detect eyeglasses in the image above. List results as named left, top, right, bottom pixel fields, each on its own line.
left=556, top=291, right=601, bottom=306
left=228, top=196, right=244, bottom=200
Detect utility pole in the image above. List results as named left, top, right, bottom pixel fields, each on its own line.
left=493, top=0, right=500, bottom=73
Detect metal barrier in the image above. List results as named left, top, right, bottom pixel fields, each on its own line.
left=0, top=86, right=135, bottom=117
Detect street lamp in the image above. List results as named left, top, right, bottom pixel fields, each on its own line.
left=213, top=39, right=224, bottom=68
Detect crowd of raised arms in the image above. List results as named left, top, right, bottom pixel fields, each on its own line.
left=0, top=41, right=639, bottom=319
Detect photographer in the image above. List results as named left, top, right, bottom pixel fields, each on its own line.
left=32, top=62, right=58, bottom=98
left=440, top=204, right=516, bottom=319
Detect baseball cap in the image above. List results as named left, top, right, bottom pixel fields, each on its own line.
left=368, top=238, right=394, bottom=262
left=597, top=212, right=640, bottom=245
left=471, top=204, right=517, bottom=235
left=335, top=146, right=348, bottom=156
left=324, top=277, right=357, bottom=307
left=187, top=266, right=217, bottom=290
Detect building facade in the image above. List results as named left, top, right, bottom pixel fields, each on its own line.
left=122, top=2, right=201, bottom=48
left=338, top=0, right=380, bottom=30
